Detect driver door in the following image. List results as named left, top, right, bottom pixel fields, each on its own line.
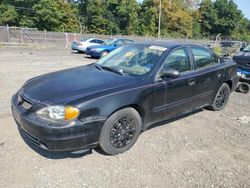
left=152, top=47, right=196, bottom=122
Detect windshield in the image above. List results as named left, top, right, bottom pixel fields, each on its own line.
left=80, top=38, right=88, bottom=42
left=243, top=45, right=250, bottom=52
left=96, top=45, right=167, bottom=76
left=104, top=39, right=115, bottom=45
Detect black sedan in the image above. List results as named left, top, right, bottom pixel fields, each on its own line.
left=12, top=42, right=239, bottom=155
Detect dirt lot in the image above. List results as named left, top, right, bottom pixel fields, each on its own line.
left=0, top=48, right=249, bottom=188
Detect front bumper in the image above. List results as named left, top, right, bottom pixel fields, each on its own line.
left=77, top=46, right=87, bottom=53
left=11, top=94, right=106, bottom=151
left=85, top=49, right=101, bottom=58
left=237, top=68, right=250, bottom=83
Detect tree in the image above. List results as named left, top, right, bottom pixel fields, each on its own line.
left=161, top=1, right=193, bottom=37
left=213, top=0, right=243, bottom=36
left=138, top=0, right=158, bottom=36
left=198, top=0, right=247, bottom=39
left=116, top=0, right=140, bottom=35
left=0, top=3, right=18, bottom=25
left=0, top=0, right=249, bottom=41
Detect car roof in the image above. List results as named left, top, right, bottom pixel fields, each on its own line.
left=109, top=38, right=133, bottom=41
left=86, top=38, right=103, bottom=41
left=133, top=40, right=203, bottom=48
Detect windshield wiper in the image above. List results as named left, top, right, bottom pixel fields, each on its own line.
left=101, top=66, right=126, bottom=76
left=95, top=64, right=103, bottom=70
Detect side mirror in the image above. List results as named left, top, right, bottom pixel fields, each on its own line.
left=240, top=47, right=244, bottom=51
left=159, top=68, right=180, bottom=79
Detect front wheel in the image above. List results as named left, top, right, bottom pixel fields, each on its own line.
left=99, top=108, right=142, bottom=155
left=100, top=50, right=109, bottom=58
left=209, top=83, right=230, bottom=111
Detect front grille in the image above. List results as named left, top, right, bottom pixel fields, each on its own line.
left=17, top=94, right=33, bottom=110
left=18, top=124, right=40, bottom=146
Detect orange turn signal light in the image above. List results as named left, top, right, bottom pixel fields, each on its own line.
left=64, top=106, right=79, bottom=121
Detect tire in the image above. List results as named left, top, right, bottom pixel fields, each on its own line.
left=100, top=50, right=109, bottom=58
left=208, top=83, right=231, bottom=111
left=99, top=108, right=142, bottom=155
left=236, top=82, right=249, bottom=94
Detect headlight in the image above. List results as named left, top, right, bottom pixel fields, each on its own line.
left=36, top=106, right=80, bottom=122
left=237, top=71, right=242, bottom=77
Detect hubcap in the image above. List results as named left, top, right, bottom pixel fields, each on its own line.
left=215, top=87, right=229, bottom=108
left=110, top=116, right=136, bottom=148
left=102, top=52, right=108, bottom=57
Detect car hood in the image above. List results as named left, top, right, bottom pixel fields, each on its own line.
left=20, top=64, right=140, bottom=104
left=233, top=51, right=250, bottom=62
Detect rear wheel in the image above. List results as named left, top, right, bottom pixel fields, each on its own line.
left=209, top=83, right=230, bottom=111
left=99, top=108, right=142, bottom=155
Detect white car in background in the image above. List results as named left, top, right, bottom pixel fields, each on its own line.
left=76, top=38, right=104, bottom=53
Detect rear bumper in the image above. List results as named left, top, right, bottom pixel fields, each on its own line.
left=71, top=45, right=78, bottom=51
left=11, top=94, right=106, bottom=151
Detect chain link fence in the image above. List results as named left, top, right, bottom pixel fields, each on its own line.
left=0, top=25, right=211, bottom=49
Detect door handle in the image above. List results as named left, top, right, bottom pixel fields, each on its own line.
left=188, top=79, right=196, bottom=86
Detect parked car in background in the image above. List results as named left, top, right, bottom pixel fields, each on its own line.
left=220, top=41, right=247, bottom=57
left=12, top=42, right=238, bottom=155
left=71, top=38, right=104, bottom=53
left=233, top=44, right=250, bottom=93
left=85, top=38, right=134, bottom=58
left=76, top=38, right=104, bottom=53
left=71, top=41, right=79, bottom=51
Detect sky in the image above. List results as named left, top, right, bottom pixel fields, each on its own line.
left=137, top=0, right=250, bottom=19
left=234, top=0, right=250, bottom=19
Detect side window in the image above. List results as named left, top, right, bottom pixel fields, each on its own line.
left=89, top=39, right=96, bottom=43
left=192, top=47, right=217, bottom=69
left=96, top=40, right=103, bottom=44
left=116, top=40, right=124, bottom=46
left=211, top=54, right=220, bottom=65
left=163, top=48, right=191, bottom=73
left=125, top=39, right=134, bottom=44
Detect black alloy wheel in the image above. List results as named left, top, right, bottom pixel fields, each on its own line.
left=209, top=83, right=230, bottom=111
left=99, top=108, right=142, bottom=155
left=110, top=116, right=136, bottom=149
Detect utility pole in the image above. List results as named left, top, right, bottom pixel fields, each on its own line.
left=158, top=0, right=162, bottom=39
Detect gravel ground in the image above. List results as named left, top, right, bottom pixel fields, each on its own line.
left=0, top=48, right=249, bottom=188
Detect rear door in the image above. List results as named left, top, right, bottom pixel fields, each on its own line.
left=191, top=47, right=223, bottom=108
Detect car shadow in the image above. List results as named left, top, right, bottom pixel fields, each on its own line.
left=84, top=56, right=98, bottom=59
left=70, top=51, right=80, bottom=54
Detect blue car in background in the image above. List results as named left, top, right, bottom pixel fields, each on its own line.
left=85, top=38, right=134, bottom=58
